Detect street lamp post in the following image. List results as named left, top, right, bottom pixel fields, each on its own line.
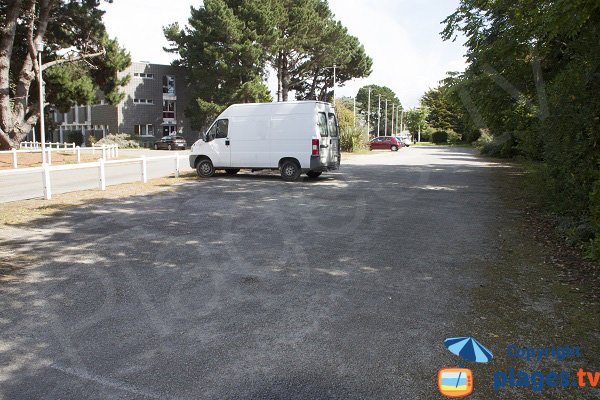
left=391, top=104, right=395, bottom=136
left=384, top=99, right=388, bottom=136
left=333, top=64, right=337, bottom=105
left=366, top=88, right=371, bottom=141
left=377, top=94, right=381, bottom=136
left=36, top=41, right=47, bottom=164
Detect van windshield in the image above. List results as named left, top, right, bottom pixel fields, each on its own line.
left=327, top=113, right=339, bottom=138
left=317, top=112, right=328, bottom=137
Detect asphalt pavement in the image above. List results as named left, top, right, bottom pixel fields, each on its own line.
left=0, top=149, right=193, bottom=203
left=0, top=147, right=507, bottom=399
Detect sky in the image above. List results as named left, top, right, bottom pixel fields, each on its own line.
left=100, top=0, right=467, bottom=108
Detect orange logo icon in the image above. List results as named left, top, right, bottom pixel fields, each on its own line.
left=438, top=368, right=473, bottom=398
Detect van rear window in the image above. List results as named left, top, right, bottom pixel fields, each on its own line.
left=318, top=112, right=328, bottom=137
left=328, top=113, right=339, bottom=138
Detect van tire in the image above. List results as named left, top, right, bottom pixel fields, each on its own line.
left=391, top=145, right=399, bottom=152
left=280, top=160, right=301, bottom=182
left=196, top=159, right=215, bottom=178
left=306, top=171, right=322, bottom=179
left=225, top=168, right=240, bottom=175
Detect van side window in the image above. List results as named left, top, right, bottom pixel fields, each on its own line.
left=205, top=119, right=229, bottom=142
left=317, top=112, right=328, bottom=137
left=327, top=113, right=339, bottom=137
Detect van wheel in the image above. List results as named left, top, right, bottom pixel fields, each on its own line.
left=391, top=145, right=399, bottom=152
left=196, top=159, right=215, bottom=178
left=225, top=168, right=240, bottom=175
left=306, top=171, right=322, bottom=179
left=280, top=160, right=301, bottom=182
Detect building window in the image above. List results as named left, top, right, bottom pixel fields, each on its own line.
left=163, top=100, right=175, bottom=119
left=134, top=124, right=155, bottom=136
left=133, top=98, right=154, bottom=104
left=163, top=75, right=176, bottom=95
left=134, top=72, right=154, bottom=79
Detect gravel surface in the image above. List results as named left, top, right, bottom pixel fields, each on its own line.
left=0, top=147, right=593, bottom=399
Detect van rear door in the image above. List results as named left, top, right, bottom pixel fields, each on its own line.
left=317, top=112, right=330, bottom=166
left=327, top=112, right=341, bottom=169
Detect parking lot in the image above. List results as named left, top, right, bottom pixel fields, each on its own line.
left=1, top=147, right=510, bottom=398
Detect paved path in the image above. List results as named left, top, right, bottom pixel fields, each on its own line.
left=0, top=150, right=192, bottom=203
left=0, top=147, right=505, bottom=399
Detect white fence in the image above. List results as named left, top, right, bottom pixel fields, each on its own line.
left=20, top=141, right=76, bottom=150
left=1, top=144, right=119, bottom=169
left=0, top=154, right=188, bottom=201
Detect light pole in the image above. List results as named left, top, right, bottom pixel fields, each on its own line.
left=391, top=104, right=395, bottom=136
left=353, top=96, right=356, bottom=127
left=400, top=111, right=404, bottom=133
left=384, top=99, right=388, bottom=136
left=366, top=88, right=371, bottom=141
left=377, top=94, right=381, bottom=136
left=333, top=64, right=337, bottom=106
left=37, top=41, right=47, bottom=164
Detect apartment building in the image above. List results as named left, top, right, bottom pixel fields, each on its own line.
left=52, top=62, right=198, bottom=145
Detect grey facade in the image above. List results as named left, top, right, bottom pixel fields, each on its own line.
left=52, top=62, right=198, bottom=145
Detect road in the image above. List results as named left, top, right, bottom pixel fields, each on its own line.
left=0, top=147, right=506, bottom=399
left=0, top=149, right=193, bottom=203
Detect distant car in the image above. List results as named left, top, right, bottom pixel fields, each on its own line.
left=398, top=135, right=411, bottom=147
left=369, top=136, right=402, bottom=151
left=154, top=135, right=186, bottom=150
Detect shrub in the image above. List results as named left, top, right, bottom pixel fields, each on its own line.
left=431, top=131, right=448, bottom=144
left=447, top=130, right=461, bottom=144
left=66, top=131, right=84, bottom=146
left=340, top=125, right=368, bottom=152
left=96, top=133, right=140, bottom=149
left=478, top=132, right=516, bottom=158
left=87, top=134, right=97, bottom=147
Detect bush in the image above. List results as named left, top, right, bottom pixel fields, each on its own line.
left=431, top=131, right=448, bottom=144
left=478, top=132, right=517, bottom=158
left=87, top=134, right=97, bottom=147
left=66, top=131, right=84, bottom=146
left=447, top=130, right=461, bottom=144
left=340, top=125, right=368, bottom=152
left=96, top=133, right=140, bottom=149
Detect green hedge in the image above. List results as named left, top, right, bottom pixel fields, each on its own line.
left=431, top=131, right=448, bottom=144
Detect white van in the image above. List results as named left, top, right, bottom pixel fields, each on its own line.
left=189, top=101, right=341, bottom=181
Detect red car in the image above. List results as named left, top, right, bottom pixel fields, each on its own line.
left=369, top=136, right=402, bottom=151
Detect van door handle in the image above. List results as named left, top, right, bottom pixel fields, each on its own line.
left=225, top=139, right=230, bottom=146
left=320, top=144, right=329, bottom=149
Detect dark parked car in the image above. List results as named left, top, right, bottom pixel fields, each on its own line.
left=369, top=136, right=402, bottom=151
left=154, top=135, right=186, bottom=150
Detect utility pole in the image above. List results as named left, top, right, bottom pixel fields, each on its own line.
left=400, top=111, right=404, bottom=133
left=418, top=124, right=421, bottom=143
left=384, top=99, right=388, bottom=136
left=391, top=104, right=395, bottom=136
left=353, top=96, right=356, bottom=127
left=367, top=88, right=371, bottom=141
left=396, top=106, right=400, bottom=135
left=333, top=64, right=337, bottom=106
left=377, top=94, right=381, bottom=136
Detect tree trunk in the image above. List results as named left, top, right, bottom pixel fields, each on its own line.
left=281, top=52, right=289, bottom=102
left=276, top=51, right=282, bottom=102
left=0, top=0, right=24, bottom=149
